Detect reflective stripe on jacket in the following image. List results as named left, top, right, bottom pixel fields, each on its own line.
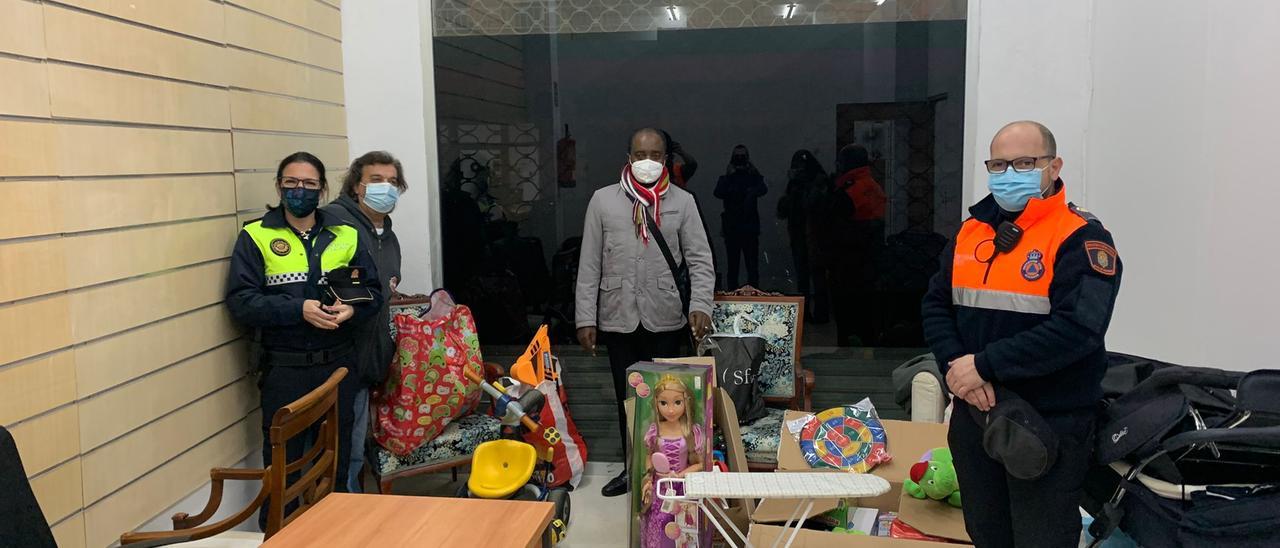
left=225, top=208, right=383, bottom=353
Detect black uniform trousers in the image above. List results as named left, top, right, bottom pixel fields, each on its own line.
left=257, top=356, right=359, bottom=531
left=725, top=232, right=760, bottom=290
left=948, top=398, right=1096, bottom=548
left=600, top=328, right=686, bottom=463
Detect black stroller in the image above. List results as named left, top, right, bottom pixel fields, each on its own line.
left=1084, top=355, right=1280, bottom=547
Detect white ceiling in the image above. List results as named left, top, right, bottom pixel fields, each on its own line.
left=432, top=0, right=966, bottom=37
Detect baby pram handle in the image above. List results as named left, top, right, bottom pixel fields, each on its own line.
left=1136, top=365, right=1242, bottom=392
left=1163, top=425, right=1280, bottom=453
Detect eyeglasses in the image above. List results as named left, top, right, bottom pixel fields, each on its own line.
left=984, top=155, right=1055, bottom=174
left=279, top=177, right=322, bottom=190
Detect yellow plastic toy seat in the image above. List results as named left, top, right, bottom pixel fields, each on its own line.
left=468, top=440, right=537, bottom=499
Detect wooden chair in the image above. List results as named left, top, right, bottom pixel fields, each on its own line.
left=365, top=294, right=505, bottom=494
left=120, top=368, right=348, bottom=546
left=711, top=289, right=815, bottom=471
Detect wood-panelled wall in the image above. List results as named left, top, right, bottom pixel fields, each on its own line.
left=0, top=1, right=347, bottom=546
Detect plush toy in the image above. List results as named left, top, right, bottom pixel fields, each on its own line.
left=904, top=447, right=961, bottom=508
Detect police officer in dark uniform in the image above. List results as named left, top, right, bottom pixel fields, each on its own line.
left=225, top=152, right=383, bottom=529
left=922, top=121, right=1122, bottom=547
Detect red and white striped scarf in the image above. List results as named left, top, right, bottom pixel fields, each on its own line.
left=619, top=163, right=670, bottom=244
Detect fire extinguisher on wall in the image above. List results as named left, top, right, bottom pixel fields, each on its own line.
left=556, top=124, right=576, bottom=189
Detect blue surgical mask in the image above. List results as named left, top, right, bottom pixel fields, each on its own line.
left=363, top=182, right=399, bottom=214
left=282, top=187, right=321, bottom=218
left=988, top=168, right=1046, bottom=212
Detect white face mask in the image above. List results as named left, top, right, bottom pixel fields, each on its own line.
left=631, top=159, right=664, bottom=184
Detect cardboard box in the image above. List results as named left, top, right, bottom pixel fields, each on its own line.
left=745, top=411, right=971, bottom=547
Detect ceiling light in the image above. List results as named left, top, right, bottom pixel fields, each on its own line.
left=666, top=5, right=679, bottom=21
left=876, top=0, right=886, bottom=5
left=785, top=3, right=797, bottom=19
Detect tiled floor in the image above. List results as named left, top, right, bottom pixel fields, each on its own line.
left=382, top=461, right=631, bottom=547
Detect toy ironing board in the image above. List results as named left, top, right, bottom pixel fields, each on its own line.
left=657, top=472, right=891, bottom=548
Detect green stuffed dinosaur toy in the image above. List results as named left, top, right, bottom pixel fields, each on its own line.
left=903, top=447, right=961, bottom=508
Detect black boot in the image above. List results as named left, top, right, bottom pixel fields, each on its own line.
left=601, top=470, right=629, bottom=497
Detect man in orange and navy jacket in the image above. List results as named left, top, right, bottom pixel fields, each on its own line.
left=922, top=121, right=1122, bottom=548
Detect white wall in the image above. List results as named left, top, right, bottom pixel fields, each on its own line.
left=966, top=0, right=1280, bottom=371
left=962, top=0, right=1093, bottom=206
left=342, top=0, right=442, bottom=293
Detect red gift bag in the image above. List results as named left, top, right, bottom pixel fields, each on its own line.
left=373, top=291, right=484, bottom=456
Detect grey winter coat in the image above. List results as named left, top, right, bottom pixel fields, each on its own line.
left=575, top=183, right=714, bottom=334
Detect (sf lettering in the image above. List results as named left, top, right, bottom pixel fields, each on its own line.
left=725, top=367, right=755, bottom=386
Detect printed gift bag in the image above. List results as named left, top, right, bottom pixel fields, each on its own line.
left=373, top=290, right=484, bottom=456
left=698, top=313, right=768, bottom=424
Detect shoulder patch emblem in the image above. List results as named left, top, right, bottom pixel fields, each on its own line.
left=1085, top=241, right=1118, bottom=276
left=1021, top=250, right=1046, bottom=281
left=269, top=238, right=291, bottom=256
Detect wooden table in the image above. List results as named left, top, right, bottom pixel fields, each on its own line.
left=262, top=494, right=555, bottom=548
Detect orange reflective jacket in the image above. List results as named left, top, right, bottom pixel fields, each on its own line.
left=921, top=181, right=1123, bottom=412
left=951, top=187, right=1088, bottom=316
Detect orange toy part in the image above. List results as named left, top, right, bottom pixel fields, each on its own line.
left=510, top=325, right=553, bottom=387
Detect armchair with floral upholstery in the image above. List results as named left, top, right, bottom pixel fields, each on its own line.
left=710, top=288, right=815, bottom=471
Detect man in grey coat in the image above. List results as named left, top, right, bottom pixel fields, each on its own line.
left=576, top=127, right=716, bottom=497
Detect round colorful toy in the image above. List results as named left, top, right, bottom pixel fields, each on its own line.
left=797, top=405, right=890, bottom=473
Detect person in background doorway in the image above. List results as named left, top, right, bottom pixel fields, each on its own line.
left=714, top=145, right=768, bottom=290
left=829, top=144, right=887, bottom=346
left=922, top=121, right=1122, bottom=547
left=321, top=150, right=407, bottom=492
left=875, top=202, right=948, bottom=346
left=662, top=130, right=700, bottom=189
left=226, top=152, right=383, bottom=529
left=576, top=128, right=715, bottom=498
left=777, top=149, right=829, bottom=322
left=662, top=130, right=718, bottom=291
left=440, top=158, right=488, bottom=304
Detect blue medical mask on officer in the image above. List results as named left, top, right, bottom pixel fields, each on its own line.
left=363, top=182, right=400, bottom=214
left=989, top=168, right=1046, bottom=212
left=282, top=187, right=321, bottom=218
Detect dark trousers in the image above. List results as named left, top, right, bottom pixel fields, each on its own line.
left=788, top=228, right=811, bottom=296
left=258, top=360, right=359, bottom=531
left=600, top=328, right=686, bottom=466
left=725, top=233, right=760, bottom=289
left=948, top=399, right=1096, bottom=548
